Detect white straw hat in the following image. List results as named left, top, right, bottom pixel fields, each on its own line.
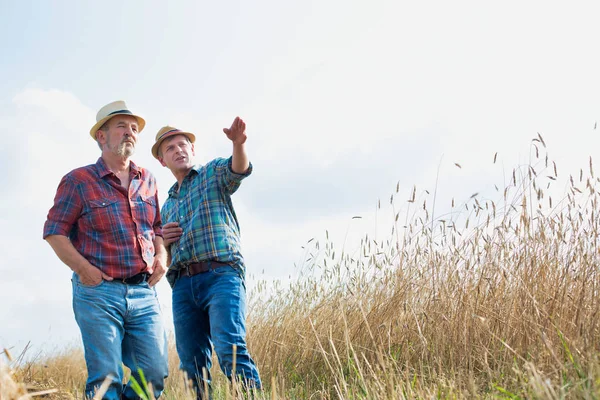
left=89, top=100, right=146, bottom=139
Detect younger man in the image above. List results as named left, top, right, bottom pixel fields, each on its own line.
left=152, top=118, right=261, bottom=399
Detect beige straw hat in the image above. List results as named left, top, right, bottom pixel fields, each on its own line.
left=151, top=126, right=196, bottom=159
left=89, top=100, right=146, bottom=139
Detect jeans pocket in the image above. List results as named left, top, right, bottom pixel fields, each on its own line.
left=212, top=265, right=244, bottom=288
left=212, top=265, right=238, bottom=276
left=76, top=277, right=105, bottom=289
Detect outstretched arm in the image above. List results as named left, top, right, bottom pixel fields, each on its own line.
left=223, top=116, right=249, bottom=174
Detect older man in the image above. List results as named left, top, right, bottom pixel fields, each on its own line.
left=151, top=118, right=261, bottom=399
left=43, top=100, right=169, bottom=400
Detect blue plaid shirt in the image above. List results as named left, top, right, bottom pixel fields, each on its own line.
left=161, top=157, right=251, bottom=284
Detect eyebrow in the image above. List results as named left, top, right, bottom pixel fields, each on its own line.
left=116, top=120, right=138, bottom=128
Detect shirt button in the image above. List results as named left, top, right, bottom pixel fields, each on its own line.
left=102, top=202, right=106, bottom=206
left=180, top=247, right=184, bottom=251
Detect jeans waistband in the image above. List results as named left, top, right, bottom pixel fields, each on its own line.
left=178, top=261, right=230, bottom=278
left=112, top=272, right=149, bottom=285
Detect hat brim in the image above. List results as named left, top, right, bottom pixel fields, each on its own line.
left=152, top=131, right=196, bottom=159
left=89, top=113, right=146, bottom=139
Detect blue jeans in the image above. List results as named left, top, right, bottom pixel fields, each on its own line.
left=172, top=265, right=261, bottom=398
left=72, top=273, right=169, bottom=400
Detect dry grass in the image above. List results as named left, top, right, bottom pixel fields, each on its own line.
left=3, top=136, right=600, bottom=399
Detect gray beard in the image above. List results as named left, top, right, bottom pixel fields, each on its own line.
left=106, top=137, right=135, bottom=157
left=116, top=142, right=135, bottom=157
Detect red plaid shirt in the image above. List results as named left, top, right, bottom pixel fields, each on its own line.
left=43, top=157, right=163, bottom=279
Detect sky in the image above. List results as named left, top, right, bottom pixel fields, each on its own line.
left=1, top=0, right=600, bottom=360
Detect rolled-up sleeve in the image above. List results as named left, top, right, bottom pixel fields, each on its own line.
left=217, top=157, right=252, bottom=195
left=43, top=175, right=82, bottom=239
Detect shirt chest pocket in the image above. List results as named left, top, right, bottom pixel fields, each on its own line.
left=85, top=197, right=120, bottom=233
left=133, top=195, right=157, bottom=223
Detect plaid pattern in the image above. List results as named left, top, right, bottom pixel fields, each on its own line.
left=161, top=157, right=251, bottom=278
left=43, top=157, right=162, bottom=279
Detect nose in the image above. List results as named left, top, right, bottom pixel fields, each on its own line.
left=124, top=126, right=138, bottom=139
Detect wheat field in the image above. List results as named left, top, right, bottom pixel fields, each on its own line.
left=2, top=137, right=600, bottom=399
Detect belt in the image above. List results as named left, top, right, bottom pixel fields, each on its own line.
left=112, top=272, right=149, bottom=285
left=178, top=261, right=230, bottom=278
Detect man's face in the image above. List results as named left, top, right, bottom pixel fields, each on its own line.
left=98, top=115, right=139, bottom=158
left=159, top=134, right=195, bottom=173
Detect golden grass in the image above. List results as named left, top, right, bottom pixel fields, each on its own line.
left=3, top=136, right=600, bottom=398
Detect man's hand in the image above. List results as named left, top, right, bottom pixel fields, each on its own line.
left=223, top=117, right=247, bottom=145
left=163, top=222, right=183, bottom=246
left=224, top=116, right=250, bottom=174
left=78, top=265, right=113, bottom=286
left=148, top=251, right=168, bottom=287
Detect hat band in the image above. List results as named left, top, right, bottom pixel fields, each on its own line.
left=107, top=109, right=133, bottom=117
left=157, top=129, right=182, bottom=141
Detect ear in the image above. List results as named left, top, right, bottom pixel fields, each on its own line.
left=191, top=142, right=196, bottom=156
left=159, top=157, right=167, bottom=167
left=96, top=130, right=107, bottom=144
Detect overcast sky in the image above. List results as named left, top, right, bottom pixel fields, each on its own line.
left=1, top=0, right=600, bottom=359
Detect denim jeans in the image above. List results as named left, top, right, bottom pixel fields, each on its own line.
left=72, top=273, right=169, bottom=400
left=172, top=265, right=261, bottom=398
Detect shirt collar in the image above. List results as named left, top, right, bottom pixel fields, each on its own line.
left=167, top=165, right=200, bottom=197
left=130, top=160, right=142, bottom=177
left=95, top=157, right=112, bottom=178
left=95, top=157, right=141, bottom=178
left=191, top=164, right=203, bottom=173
